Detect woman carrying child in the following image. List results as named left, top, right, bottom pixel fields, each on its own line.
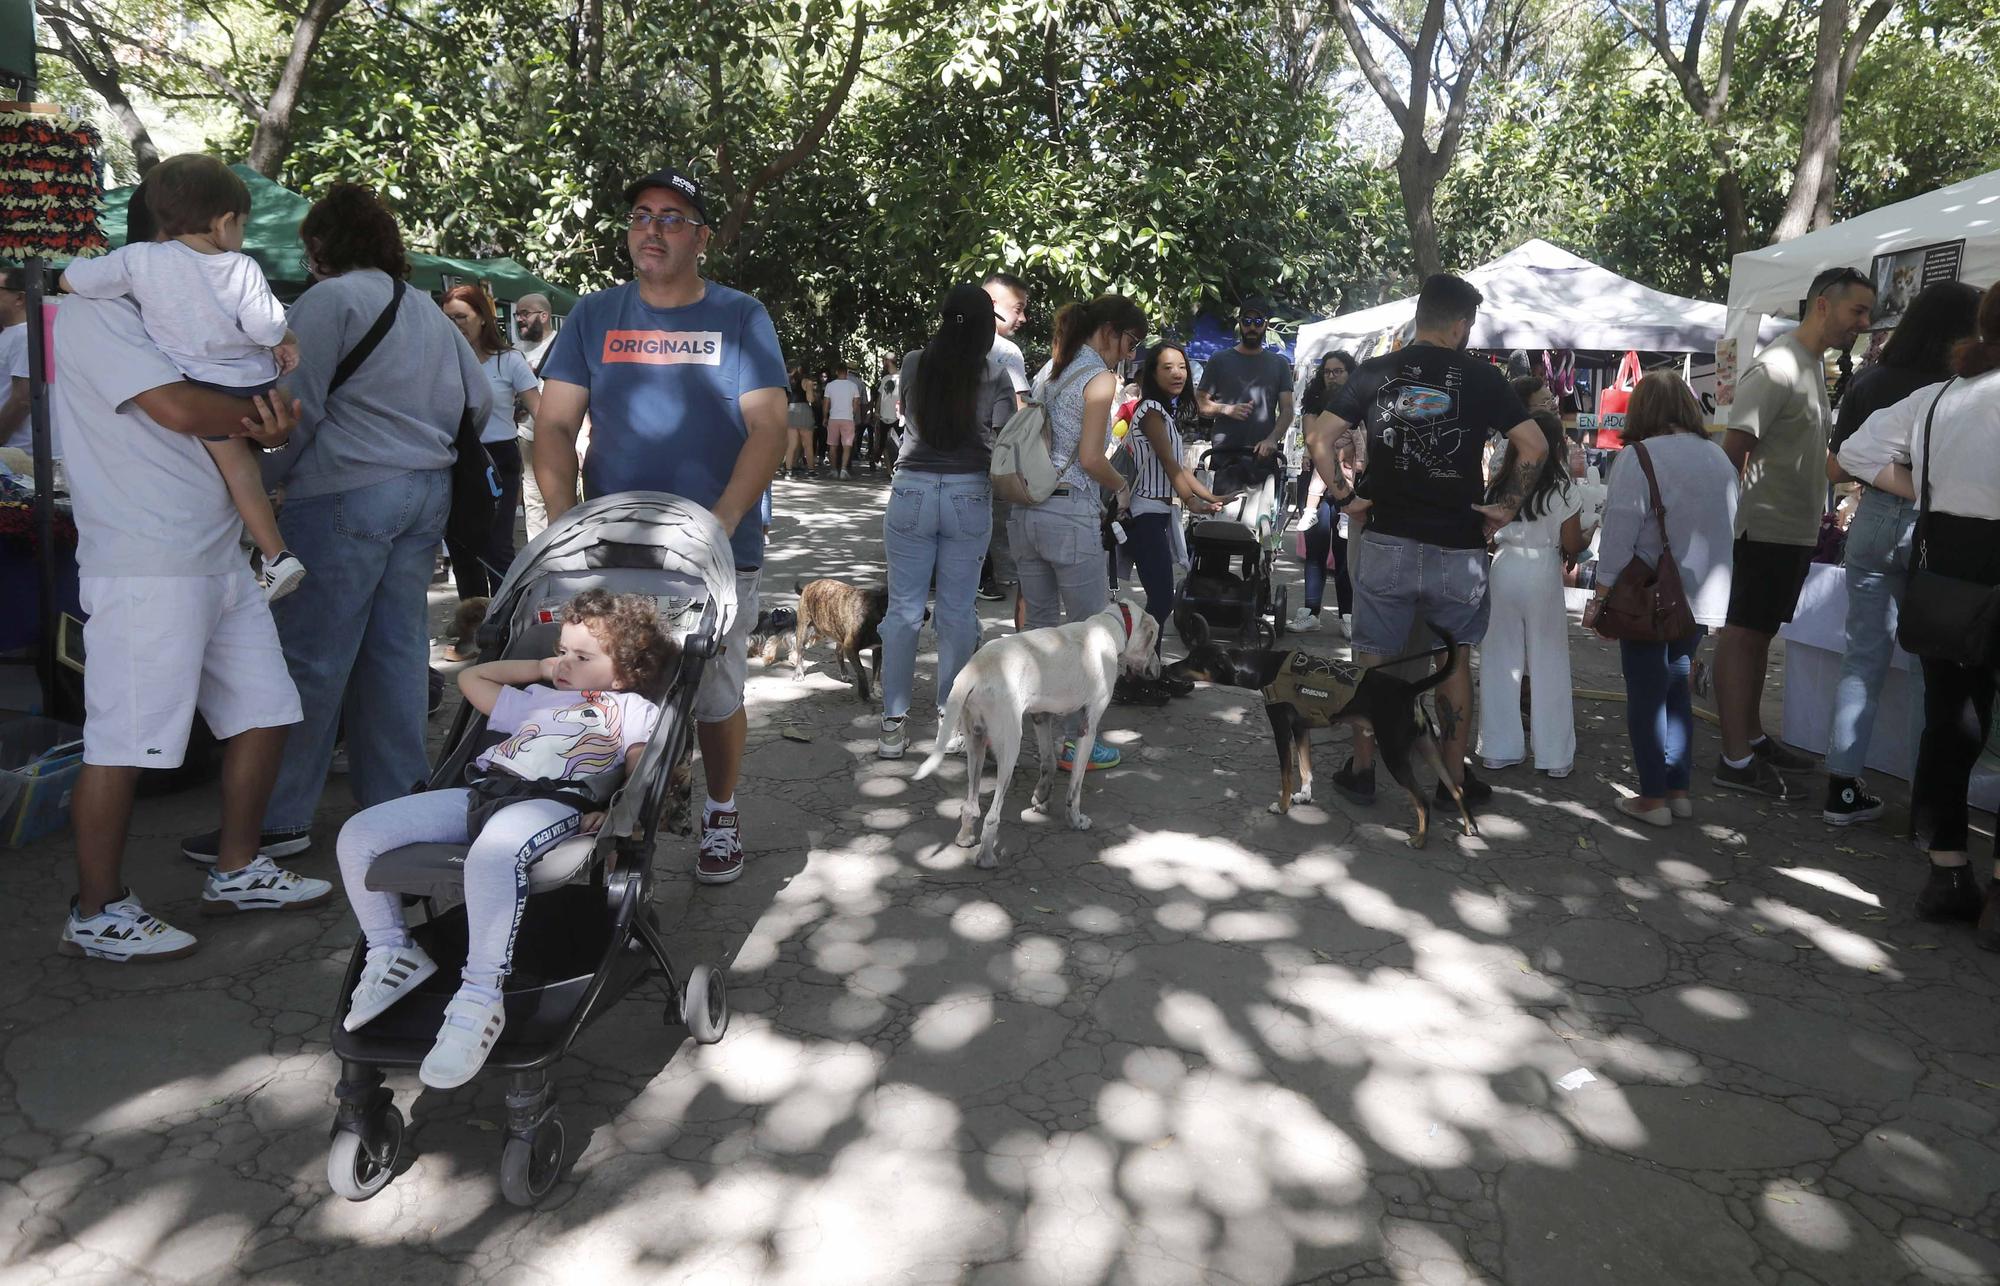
left=334, top=590, right=674, bottom=1088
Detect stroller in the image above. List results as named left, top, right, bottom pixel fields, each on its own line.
left=1178, top=444, right=1291, bottom=646
left=325, top=493, right=739, bottom=1208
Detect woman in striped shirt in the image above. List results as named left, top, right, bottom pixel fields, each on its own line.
left=1120, top=343, right=1231, bottom=651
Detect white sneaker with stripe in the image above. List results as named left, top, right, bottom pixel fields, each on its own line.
left=59, top=894, right=198, bottom=962
left=344, top=944, right=440, bottom=1031
left=201, top=855, right=333, bottom=915
left=420, top=988, right=508, bottom=1089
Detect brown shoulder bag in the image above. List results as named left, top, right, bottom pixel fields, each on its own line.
left=1594, top=441, right=1698, bottom=642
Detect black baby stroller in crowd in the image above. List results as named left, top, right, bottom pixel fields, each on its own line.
left=325, top=493, right=739, bottom=1208
left=1178, top=443, right=1291, bottom=646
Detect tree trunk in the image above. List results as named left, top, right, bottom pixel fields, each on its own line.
left=1709, top=139, right=1751, bottom=259
left=246, top=0, right=351, bottom=177
left=1771, top=0, right=1850, bottom=242
left=45, top=22, right=162, bottom=175
left=580, top=0, right=603, bottom=88
left=1398, top=150, right=1443, bottom=278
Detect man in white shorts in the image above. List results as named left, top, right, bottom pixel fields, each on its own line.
left=54, top=220, right=329, bottom=961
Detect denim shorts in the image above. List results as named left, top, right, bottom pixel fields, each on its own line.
left=1350, top=530, right=1490, bottom=656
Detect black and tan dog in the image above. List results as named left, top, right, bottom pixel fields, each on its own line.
left=745, top=605, right=797, bottom=666
left=1165, top=611, right=1478, bottom=848
left=791, top=579, right=888, bottom=702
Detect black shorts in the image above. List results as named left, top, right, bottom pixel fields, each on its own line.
left=1725, top=536, right=1814, bottom=634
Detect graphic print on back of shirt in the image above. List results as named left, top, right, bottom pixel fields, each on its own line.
left=602, top=330, right=723, bottom=365
left=486, top=692, right=626, bottom=780
left=1372, top=361, right=1467, bottom=480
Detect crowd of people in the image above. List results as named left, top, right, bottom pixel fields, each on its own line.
left=39, top=147, right=2000, bottom=1051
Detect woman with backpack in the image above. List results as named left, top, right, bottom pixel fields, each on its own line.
left=876, top=284, right=998, bottom=761
left=1010, top=294, right=1147, bottom=772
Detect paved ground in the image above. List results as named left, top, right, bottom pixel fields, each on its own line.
left=4, top=474, right=1999, bottom=1286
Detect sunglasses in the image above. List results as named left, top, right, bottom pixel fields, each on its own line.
left=1240, top=316, right=1268, bottom=327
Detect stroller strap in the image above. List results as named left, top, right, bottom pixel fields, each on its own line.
left=463, top=765, right=623, bottom=839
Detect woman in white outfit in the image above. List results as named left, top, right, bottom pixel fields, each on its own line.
left=1479, top=410, right=1592, bottom=776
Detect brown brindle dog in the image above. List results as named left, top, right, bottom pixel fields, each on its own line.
left=790, top=579, right=889, bottom=702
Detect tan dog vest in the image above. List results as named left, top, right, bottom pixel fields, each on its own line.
left=1260, top=650, right=1367, bottom=727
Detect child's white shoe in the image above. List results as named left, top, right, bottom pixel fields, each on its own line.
left=343, top=944, right=438, bottom=1031
left=260, top=550, right=306, bottom=602
left=420, top=987, right=507, bottom=1089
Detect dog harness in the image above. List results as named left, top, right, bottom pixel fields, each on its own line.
left=1260, top=649, right=1367, bottom=728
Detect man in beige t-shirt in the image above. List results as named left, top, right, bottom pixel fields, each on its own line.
left=1712, top=267, right=1875, bottom=800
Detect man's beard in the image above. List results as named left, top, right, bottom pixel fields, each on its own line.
left=520, top=321, right=547, bottom=341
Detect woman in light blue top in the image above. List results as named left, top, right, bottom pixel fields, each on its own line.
left=1009, top=294, right=1146, bottom=770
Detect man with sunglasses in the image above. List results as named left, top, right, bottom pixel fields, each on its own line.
left=533, top=166, right=790, bottom=886
left=1197, top=301, right=1294, bottom=456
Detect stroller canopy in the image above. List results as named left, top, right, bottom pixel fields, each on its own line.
left=488, top=492, right=741, bottom=638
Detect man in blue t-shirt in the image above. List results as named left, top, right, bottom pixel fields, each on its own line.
left=534, top=166, right=789, bottom=886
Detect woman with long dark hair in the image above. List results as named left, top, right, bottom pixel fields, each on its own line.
left=1011, top=294, right=1146, bottom=771
left=1820, top=280, right=1981, bottom=826
left=181, top=182, right=492, bottom=862
left=1121, top=343, right=1228, bottom=653
left=1478, top=410, right=1592, bottom=777
left=1289, top=349, right=1357, bottom=634
left=876, top=284, right=998, bottom=760
left=441, top=285, right=539, bottom=606
left=1838, top=282, right=2000, bottom=946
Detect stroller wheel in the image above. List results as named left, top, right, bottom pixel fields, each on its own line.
left=682, top=963, right=730, bottom=1045
left=1273, top=586, right=1289, bottom=638
left=500, top=1114, right=566, bottom=1207
left=327, top=1102, right=403, bottom=1201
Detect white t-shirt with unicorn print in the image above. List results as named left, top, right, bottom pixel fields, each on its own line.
left=475, top=684, right=660, bottom=781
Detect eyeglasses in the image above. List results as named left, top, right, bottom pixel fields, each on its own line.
left=516, top=310, right=549, bottom=320
left=627, top=211, right=704, bottom=232
left=1123, top=331, right=1147, bottom=350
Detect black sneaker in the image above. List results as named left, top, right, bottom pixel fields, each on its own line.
left=977, top=582, right=1004, bottom=602
left=180, top=825, right=312, bottom=866
left=1915, top=863, right=1982, bottom=923
left=1331, top=757, right=1376, bottom=806
left=1754, top=737, right=1818, bottom=774
left=1713, top=756, right=1794, bottom=801
left=1436, top=767, right=1493, bottom=810
left=1823, top=777, right=1885, bottom=827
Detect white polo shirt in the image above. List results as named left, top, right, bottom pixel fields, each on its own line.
left=53, top=297, right=246, bottom=578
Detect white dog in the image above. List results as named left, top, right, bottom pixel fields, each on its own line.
left=915, top=599, right=1160, bottom=868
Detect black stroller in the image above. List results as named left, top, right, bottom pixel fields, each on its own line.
left=1178, top=444, right=1291, bottom=646
left=325, top=493, right=739, bottom=1207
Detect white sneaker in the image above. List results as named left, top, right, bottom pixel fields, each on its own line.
left=420, top=988, right=507, bottom=1089
left=943, top=729, right=965, bottom=755
left=877, top=717, right=907, bottom=760
left=259, top=550, right=306, bottom=602
left=1293, top=510, right=1317, bottom=533
left=201, top=855, right=333, bottom=916
left=1286, top=609, right=1321, bottom=633
left=344, top=944, right=439, bottom=1031
left=59, top=893, right=198, bottom=962
left=1338, top=614, right=1353, bottom=639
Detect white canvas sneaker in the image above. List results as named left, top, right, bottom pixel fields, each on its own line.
left=420, top=989, right=507, bottom=1089
left=59, top=893, right=198, bottom=962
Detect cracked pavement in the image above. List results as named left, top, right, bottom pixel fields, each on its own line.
left=3, top=475, right=1998, bottom=1284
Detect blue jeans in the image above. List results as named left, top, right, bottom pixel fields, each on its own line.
left=882, top=471, right=992, bottom=720
left=1125, top=510, right=1176, bottom=648
left=1620, top=630, right=1704, bottom=799
left=1302, top=500, right=1352, bottom=614
left=265, top=469, right=452, bottom=830
left=1826, top=487, right=1924, bottom=779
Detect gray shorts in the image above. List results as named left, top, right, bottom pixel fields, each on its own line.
left=1350, top=531, right=1490, bottom=656
left=695, top=571, right=761, bottom=723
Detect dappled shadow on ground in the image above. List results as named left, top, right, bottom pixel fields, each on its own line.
left=4, top=473, right=1998, bottom=1284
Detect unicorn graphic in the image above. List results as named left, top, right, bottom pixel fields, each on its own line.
left=486, top=692, right=627, bottom=781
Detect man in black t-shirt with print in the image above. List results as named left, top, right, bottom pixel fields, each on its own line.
left=1303, top=273, right=1546, bottom=809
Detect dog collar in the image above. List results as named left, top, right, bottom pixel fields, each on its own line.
left=1117, top=602, right=1135, bottom=642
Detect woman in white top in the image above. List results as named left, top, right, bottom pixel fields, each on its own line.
left=1837, top=281, right=2000, bottom=947
left=1479, top=410, right=1592, bottom=777
left=442, top=285, right=539, bottom=608
left=1589, top=374, right=1740, bottom=826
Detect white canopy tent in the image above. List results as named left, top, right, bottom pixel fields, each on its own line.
left=1719, top=167, right=2000, bottom=415
left=1295, top=239, right=1763, bottom=370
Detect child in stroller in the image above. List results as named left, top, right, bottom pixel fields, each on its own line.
left=333, top=588, right=675, bottom=1090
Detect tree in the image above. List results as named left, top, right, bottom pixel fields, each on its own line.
left=1770, top=0, right=1894, bottom=240
left=36, top=12, right=162, bottom=174
left=1325, top=0, right=1528, bottom=276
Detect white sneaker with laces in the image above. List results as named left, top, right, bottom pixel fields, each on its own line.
left=344, top=944, right=439, bottom=1031
left=1293, top=509, right=1317, bottom=533
left=419, top=988, right=507, bottom=1089
left=201, top=855, right=333, bottom=916
left=60, top=893, right=198, bottom=962
left=260, top=550, right=307, bottom=602
left=1286, top=609, right=1321, bottom=633
left=1338, top=614, right=1353, bottom=639
left=877, top=717, right=907, bottom=760
left=942, top=729, right=965, bottom=755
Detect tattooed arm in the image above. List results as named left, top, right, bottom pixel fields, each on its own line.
left=1471, top=418, right=1549, bottom=538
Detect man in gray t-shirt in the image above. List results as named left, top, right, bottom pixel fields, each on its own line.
left=1197, top=303, right=1294, bottom=453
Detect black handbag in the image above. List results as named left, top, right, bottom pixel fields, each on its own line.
left=1896, top=379, right=2000, bottom=669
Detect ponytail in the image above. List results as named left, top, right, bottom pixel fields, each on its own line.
left=906, top=281, right=996, bottom=455
left=1050, top=293, right=1147, bottom=377
left=1951, top=282, right=2000, bottom=378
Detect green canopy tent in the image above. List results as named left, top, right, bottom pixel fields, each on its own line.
left=96, top=165, right=575, bottom=312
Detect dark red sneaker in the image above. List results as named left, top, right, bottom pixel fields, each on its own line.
left=696, top=810, right=743, bottom=885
